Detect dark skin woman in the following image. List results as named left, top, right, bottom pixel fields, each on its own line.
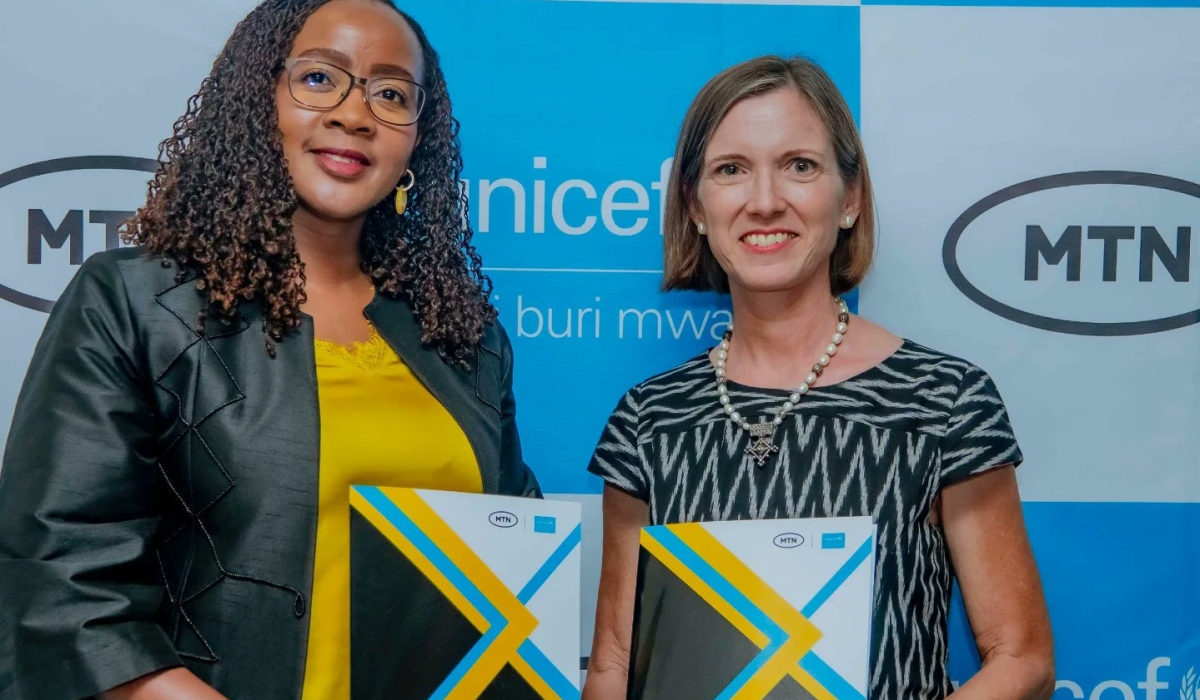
left=131, top=0, right=493, bottom=354
left=0, top=1, right=539, bottom=699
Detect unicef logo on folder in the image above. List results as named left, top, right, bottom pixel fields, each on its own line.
left=822, top=533, right=847, bottom=550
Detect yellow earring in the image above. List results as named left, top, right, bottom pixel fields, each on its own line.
left=394, top=169, right=416, bottom=215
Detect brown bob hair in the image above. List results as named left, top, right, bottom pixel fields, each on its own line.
left=661, top=55, right=875, bottom=296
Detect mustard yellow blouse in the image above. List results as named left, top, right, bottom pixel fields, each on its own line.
left=300, top=325, right=481, bottom=700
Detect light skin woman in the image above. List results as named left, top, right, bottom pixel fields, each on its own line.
left=583, top=56, right=1054, bottom=700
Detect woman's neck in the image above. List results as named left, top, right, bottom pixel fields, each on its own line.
left=291, top=207, right=367, bottom=286
left=291, top=208, right=377, bottom=344
left=723, top=277, right=843, bottom=390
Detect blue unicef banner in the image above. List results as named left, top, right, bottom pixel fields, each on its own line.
left=0, top=0, right=1197, bottom=697
left=403, top=0, right=861, bottom=494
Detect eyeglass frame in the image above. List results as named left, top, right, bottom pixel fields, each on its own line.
left=278, top=57, right=427, bottom=127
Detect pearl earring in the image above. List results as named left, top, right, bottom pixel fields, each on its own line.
left=842, top=215, right=854, bottom=229
left=697, top=221, right=707, bottom=236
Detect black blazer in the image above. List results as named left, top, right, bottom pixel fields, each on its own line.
left=0, top=247, right=541, bottom=700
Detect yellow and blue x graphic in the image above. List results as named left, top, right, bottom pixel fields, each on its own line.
left=351, top=485, right=581, bottom=700
left=641, top=524, right=873, bottom=700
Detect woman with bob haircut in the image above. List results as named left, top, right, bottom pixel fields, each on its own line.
left=583, top=55, right=1054, bottom=700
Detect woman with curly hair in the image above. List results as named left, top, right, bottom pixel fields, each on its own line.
left=0, top=1, right=540, bottom=698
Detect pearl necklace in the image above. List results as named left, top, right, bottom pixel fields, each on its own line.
left=713, top=298, right=850, bottom=468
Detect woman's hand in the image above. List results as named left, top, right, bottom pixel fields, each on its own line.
left=581, top=486, right=649, bottom=700
left=102, top=669, right=228, bottom=700
left=940, top=466, right=1056, bottom=699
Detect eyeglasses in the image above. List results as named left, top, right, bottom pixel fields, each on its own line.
left=280, top=58, right=426, bottom=126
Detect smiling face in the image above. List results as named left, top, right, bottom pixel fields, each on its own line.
left=691, top=87, right=861, bottom=296
left=274, top=0, right=425, bottom=222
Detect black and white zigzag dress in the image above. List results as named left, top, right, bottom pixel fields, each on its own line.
left=586, top=339, right=1024, bottom=700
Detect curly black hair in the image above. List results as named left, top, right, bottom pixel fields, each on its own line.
left=123, top=0, right=495, bottom=367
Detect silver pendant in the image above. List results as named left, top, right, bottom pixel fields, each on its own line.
left=745, top=421, right=779, bottom=468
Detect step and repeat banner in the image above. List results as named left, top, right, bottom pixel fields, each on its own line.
left=1, top=0, right=1197, bottom=696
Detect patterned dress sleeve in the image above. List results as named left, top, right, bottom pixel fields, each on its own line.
left=586, top=388, right=648, bottom=501
left=939, top=363, right=1025, bottom=488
